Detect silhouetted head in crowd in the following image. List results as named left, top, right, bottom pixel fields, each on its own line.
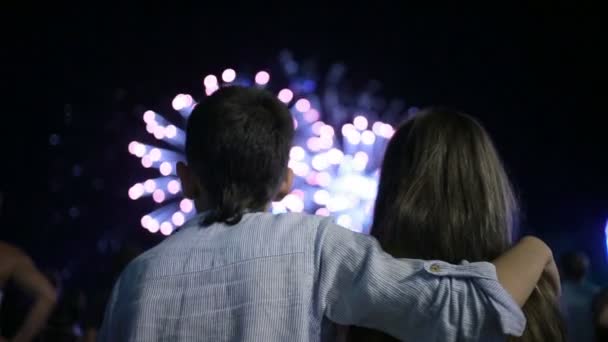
left=177, top=86, right=294, bottom=225
left=560, top=251, right=590, bottom=283
left=357, top=108, right=565, bottom=342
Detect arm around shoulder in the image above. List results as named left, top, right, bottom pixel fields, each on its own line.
left=492, top=236, right=559, bottom=307
left=315, top=222, right=527, bottom=341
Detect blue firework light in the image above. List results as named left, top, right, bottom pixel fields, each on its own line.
left=128, top=51, right=410, bottom=235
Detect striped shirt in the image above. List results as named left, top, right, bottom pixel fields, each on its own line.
left=99, top=212, right=525, bottom=341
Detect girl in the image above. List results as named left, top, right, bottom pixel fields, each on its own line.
left=349, top=108, right=565, bottom=341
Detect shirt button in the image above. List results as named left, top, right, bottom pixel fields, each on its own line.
left=429, top=263, right=441, bottom=273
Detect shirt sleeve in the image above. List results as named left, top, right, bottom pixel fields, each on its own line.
left=315, top=220, right=526, bottom=341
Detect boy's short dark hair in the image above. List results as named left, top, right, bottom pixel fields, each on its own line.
left=186, top=86, right=294, bottom=225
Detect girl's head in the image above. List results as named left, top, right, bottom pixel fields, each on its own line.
left=372, top=108, right=518, bottom=262
left=370, top=107, right=565, bottom=342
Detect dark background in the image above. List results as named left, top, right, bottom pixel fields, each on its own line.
left=1, top=3, right=606, bottom=281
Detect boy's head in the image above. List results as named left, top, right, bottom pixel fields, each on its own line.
left=177, top=86, right=294, bottom=225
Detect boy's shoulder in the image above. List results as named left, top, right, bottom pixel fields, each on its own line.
left=252, top=211, right=330, bottom=229
left=119, top=212, right=333, bottom=280
left=229, top=212, right=333, bottom=244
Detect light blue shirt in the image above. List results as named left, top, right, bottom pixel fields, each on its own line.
left=99, top=212, right=525, bottom=341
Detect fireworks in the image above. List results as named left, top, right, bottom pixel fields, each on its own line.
left=128, top=51, right=413, bottom=234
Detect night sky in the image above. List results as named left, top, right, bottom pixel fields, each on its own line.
left=2, top=3, right=606, bottom=277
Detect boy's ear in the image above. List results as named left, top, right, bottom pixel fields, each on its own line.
left=177, top=162, right=200, bottom=199
left=274, top=168, right=294, bottom=201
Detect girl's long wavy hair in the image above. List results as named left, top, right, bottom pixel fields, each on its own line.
left=348, top=108, right=565, bottom=341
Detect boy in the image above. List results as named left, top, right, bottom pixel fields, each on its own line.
left=99, top=86, right=557, bottom=341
